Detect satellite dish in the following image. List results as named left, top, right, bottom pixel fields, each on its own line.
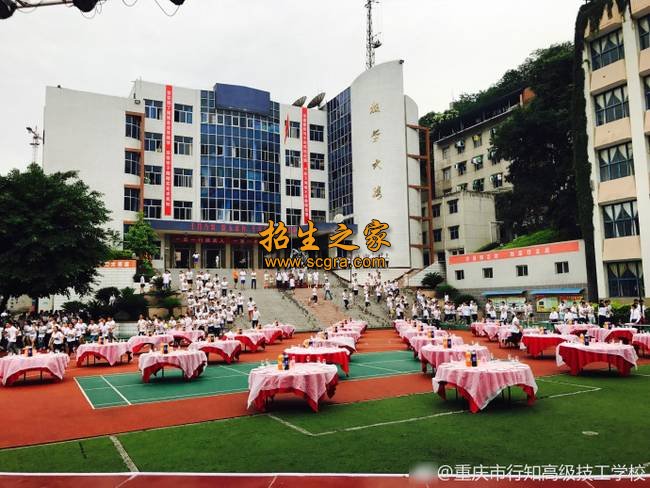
left=307, top=92, right=326, bottom=109
left=292, top=96, right=307, bottom=107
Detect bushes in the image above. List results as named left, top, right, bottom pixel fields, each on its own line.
left=61, top=300, right=85, bottom=314
left=133, top=260, right=155, bottom=283
left=106, top=248, right=134, bottom=260
left=475, top=242, right=500, bottom=252
left=454, top=294, right=477, bottom=306
left=421, top=272, right=444, bottom=290
left=115, top=287, right=148, bottom=320
left=498, top=229, right=560, bottom=250
left=160, top=296, right=182, bottom=315
left=436, top=283, right=459, bottom=302
left=94, top=287, right=121, bottom=304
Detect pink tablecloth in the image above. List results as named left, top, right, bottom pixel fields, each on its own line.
left=258, top=327, right=284, bottom=345
left=138, top=350, right=207, bottom=382
left=633, top=333, right=650, bottom=352
left=127, top=334, right=174, bottom=354
left=556, top=342, right=638, bottom=376
left=284, top=346, right=350, bottom=375
left=420, top=344, right=490, bottom=373
left=432, top=360, right=538, bottom=413
left=409, top=335, right=464, bottom=357
left=334, top=320, right=367, bottom=333
left=470, top=322, right=499, bottom=337
left=520, top=334, right=577, bottom=357
left=76, top=342, right=131, bottom=366
left=170, top=329, right=205, bottom=343
left=247, top=363, right=339, bottom=412
left=310, top=337, right=356, bottom=354
left=188, top=340, right=242, bottom=363
left=326, top=329, right=361, bottom=342
left=0, top=353, right=70, bottom=386
left=263, top=323, right=296, bottom=339
left=588, top=327, right=637, bottom=343
left=554, top=324, right=598, bottom=336
left=225, top=331, right=266, bottom=352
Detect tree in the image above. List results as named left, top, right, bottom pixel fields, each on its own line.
left=0, top=164, right=111, bottom=311
left=421, top=272, right=444, bottom=290
left=123, top=212, right=158, bottom=263
left=492, top=43, right=577, bottom=238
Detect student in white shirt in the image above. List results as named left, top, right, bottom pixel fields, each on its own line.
left=324, top=280, right=332, bottom=300
left=50, top=326, right=65, bottom=353
left=630, top=303, right=642, bottom=324
left=251, top=307, right=261, bottom=328
left=4, top=323, right=19, bottom=354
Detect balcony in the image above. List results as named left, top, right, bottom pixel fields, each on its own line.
left=594, top=117, right=632, bottom=149
left=602, top=235, right=642, bottom=261
left=597, top=175, right=637, bottom=204
left=590, top=59, right=627, bottom=94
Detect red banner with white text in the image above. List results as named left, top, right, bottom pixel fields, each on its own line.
left=164, top=84, right=173, bottom=216
left=301, top=107, right=310, bottom=223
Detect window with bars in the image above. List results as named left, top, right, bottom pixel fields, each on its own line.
left=640, top=15, right=650, bottom=50
left=286, top=208, right=301, bottom=226
left=607, top=261, right=645, bottom=297
left=594, top=85, right=629, bottom=126
left=144, top=132, right=163, bottom=152
left=285, top=149, right=301, bottom=167
left=143, top=198, right=162, bottom=219
left=491, top=173, right=504, bottom=188
left=124, top=188, right=140, bottom=212
left=473, top=178, right=485, bottom=192
left=455, top=270, right=465, bottom=280
left=457, top=161, right=467, bottom=176
left=174, top=168, right=193, bottom=188
left=285, top=179, right=301, bottom=197
left=449, top=225, right=459, bottom=240
left=598, top=142, right=634, bottom=182
left=144, top=165, right=162, bottom=185
left=125, top=114, right=141, bottom=140
left=124, top=150, right=140, bottom=176
left=432, top=204, right=441, bottom=218
left=516, top=265, right=529, bottom=277
left=289, top=121, right=300, bottom=138
left=471, top=155, right=484, bottom=170
left=311, top=210, right=326, bottom=222
left=483, top=268, right=494, bottom=279
left=602, top=200, right=639, bottom=238
left=173, top=201, right=192, bottom=220
left=311, top=181, right=326, bottom=199
left=174, top=103, right=193, bottom=124
left=433, top=229, right=442, bottom=242
left=555, top=261, right=569, bottom=274
left=144, top=99, right=163, bottom=119
left=591, top=29, right=624, bottom=70
left=310, top=152, right=325, bottom=170
left=174, top=135, right=193, bottom=155
left=309, top=124, right=324, bottom=142
left=448, top=199, right=458, bottom=214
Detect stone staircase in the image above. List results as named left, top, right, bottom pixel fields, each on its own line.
left=408, top=262, right=447, bottom=287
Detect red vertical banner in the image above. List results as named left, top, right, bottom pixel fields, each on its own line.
left=164, top=84, right=173, bottom=216
left=301, top=107, right=310, bottom=224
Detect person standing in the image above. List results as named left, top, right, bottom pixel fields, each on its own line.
left=192, top=251, right=200, bottom=268
left=239, top=269, right=247, bottom=289
left=251, top=270, right=257, bottom=289
left=324, top=279, right=333, bottom=300
left=251, top=307, right=261, bottom=328
left=342, top=290, right=350, bottom=310
left=4, top=322, right=19, bottom=355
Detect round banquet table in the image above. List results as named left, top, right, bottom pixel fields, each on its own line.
left=432, top=360, right=538, bottom=413
left=225, top=331, right=266, bottom=352
left=554, top=323, right=598, bottom=336
left=310, top=337, right=356, bottom=355
left=409, top=335, right=464, bottom=358
left=170, top=329, right=205, bottom=344
left=263, top=323, right=296, bottom=339
left=247, top=362, right=339, bottom=412
left=188, top=340, right=242, bottom=363
left=138, top=350, right=207, bottom=382
left=632, top=333, right=650, bottom=355
left=0, top=353, right=70, bottom=386
left=420, top=344, right=491, bottom=373
left=127, top=334, right=174, bottom=354
left=257, top=327, right=284, bottom=345
left=326, top=329, right=361, bottom=343
left=76, top=342, right=132, bottom=366
left=482, top=323, right=503, bottom=341
left=334, top=320, right=367, bottom=333
left=399, top=326, right=438, bottom=342
left=587, top=327, right=637, bottom=344
left=284, top=346, right=350, bottom=375
left=520, top=334, right=577, bottom=357
left=556, top=342, right=638, bottom=376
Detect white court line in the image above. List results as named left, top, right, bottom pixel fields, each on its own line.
left=81, top=372, right=247, bottom=391
left=100, top=376, right=132, bottom=406
left=73, top=377, right=96, bottom=410
left=109, top=436, right=139, bottom=472
left=218, top=365, right=253, bottom=376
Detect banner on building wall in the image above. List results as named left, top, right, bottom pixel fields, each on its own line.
left=448, top=241, right=580, bottom=265
left=301, top=107, right=310, bottom=223
left=164, top=84, right=173, bottom=216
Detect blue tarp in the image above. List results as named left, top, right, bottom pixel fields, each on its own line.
left=528, top=288, right=584, bottom=295
left=482, top=290, right=526, bottom=296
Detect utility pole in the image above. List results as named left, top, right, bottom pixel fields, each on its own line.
left=26, top=126, right=42, bottom=164
left=365, top=0, right=382, bottom=70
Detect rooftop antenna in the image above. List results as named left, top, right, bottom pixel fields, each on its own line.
left=26, top=126, right=42, bottom=165
left=365, top=0, right=381, bottom=70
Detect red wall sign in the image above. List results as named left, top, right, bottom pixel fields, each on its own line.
left=301, top=107, right=310, bottom=224
left=164, top=84, right=173, bottom=216
left=448, top=240, right=581, bottom=265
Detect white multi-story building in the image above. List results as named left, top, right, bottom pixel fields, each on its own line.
left=580, top=0, right=649, bottom=300
left=42, top=60, right=426, bottom=271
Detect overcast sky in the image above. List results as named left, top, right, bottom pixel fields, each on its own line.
left=0, top=0, right=582, bottom=174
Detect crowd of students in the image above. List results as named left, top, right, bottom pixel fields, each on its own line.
left=0, top=313, right=117, bottom=355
